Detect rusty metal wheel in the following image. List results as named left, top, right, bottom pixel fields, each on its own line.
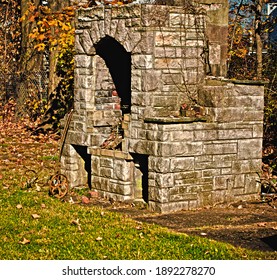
left=49, top=173, right=68, bottom=199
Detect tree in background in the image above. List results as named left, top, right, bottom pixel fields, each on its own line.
left=1, top=0, right=276, bottom=147
left=0, top=0, right=22, bottom=100
left=228, top=0, right=277, bottom=150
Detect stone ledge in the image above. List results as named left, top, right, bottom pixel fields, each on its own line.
left=144, top=116, right=207, bottom=124
left=88, top=147, right=133, bottom=160
left=205, top=76, right=269, bottom=86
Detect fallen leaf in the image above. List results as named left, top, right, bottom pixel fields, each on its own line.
left=81, top=196, right=90, bottom=204
left=71, top=219, right=82, bottom=231
left=18, top=238, right=30, bottom=245
left=71, top=219, right=80, bottom=226
left=257, top=222, right=267, bottom=227
left=88, top=191, right=98, bottom=198
left=31, top=214, right=40, bottom=219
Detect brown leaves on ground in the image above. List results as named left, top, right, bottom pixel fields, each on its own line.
left=18, top=237, right=31, bottom=245
left=0, top=99, right=59, bottom=144
left=0, top=100, right=60, bottom=197
left=31, top=214, right=41, bottom=219
left=71, top=218, right=83, bottom=233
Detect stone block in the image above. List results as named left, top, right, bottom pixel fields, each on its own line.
left=90, top=21, right=101, bottom=43
left=182, top=69, right=204, bottom=84
left=230, top=96, right=264, bottom=110
left=131, top=71, right=142, bottom=91
left=101, top=167, right=113, bottom=178
left=111, top=5, right=140, bottom=20
left=141, top=70, right=161, bottom=92
left=141, top=5, right=169, bottom=27
left=155, top=47, right=176, bottom=58
left=154, top=58, right=183, bottom=69
left=204, top=142, right=237, bottom=155
left=155, top=32, right=181, bottom=47
left=198, top=86, right=227, bottom=107
left=155, top=173, right=174, bottom=188
left=194, top=130, right=218, bottom=141
left=149, top=201, right=190, bottom=213
left=202, top=169, right=221, bottom=177
left=218, top=129, right=253, bottom=140
left=75, top=75, right=93, bottom=89
left=162, top=142, right=203, bottom=157
left=152, top=96, right=178, bottom=107
left=170, top=130, right=194, bottom=142
left=110, top=182, right=132, bottom=196
left=214, top=175, right=234, bottom=190
left=170, top=157, right=194, bottom=172
left=234, top=84, right=264, bottom=96
left=131, top=140, right=158, bottom=155
left=243, top=110, right=264, bottom=122
left=133, top=31, right=155, bottom=54
left=169, top=12, right=183, bottom=27
left=75, top=122, right=85, bottom=132
left=174, top=170, right=202, bottom=181
left=237, top=139, right=263, bottom=159
left=149, top=157, right=171, bottom=173
left=215, top=107, right=245, bottom=122
left=253, top=123, right=263, bottom=138
left=146, top=130, right=170, bottom=142
left=244, top=174, right=260, bottom=194
left=132, top=54, right=153, bottom=69
left=154, top=188, right=170, bottom=203
left=185, top=39, right=204, bottom=47
left=75, top=55, right=92, bottom=68
left=80, top=30, right=95, bottom=55
left=100, top=158, right=114, bottom=168
left=232, top=159, right=261, bottom=174
left=114, top=159, right=132, bottom=182
left=212, top=154, right=236, bottom=168
left=169, top=186, right=198, bottom=202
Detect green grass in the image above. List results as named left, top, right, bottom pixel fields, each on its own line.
left=40, top=155, right=59, bottom=161
left=0, top=132, right=276, bottom=260
left=0, top=184, right=276, bottom=260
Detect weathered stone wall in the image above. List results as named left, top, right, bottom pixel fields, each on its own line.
left=61, top=1, right=264, bottom=213
left=126, top=79, right=264, bottom=212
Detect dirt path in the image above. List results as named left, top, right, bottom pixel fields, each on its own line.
left=88, top=198, right=277, bottom=253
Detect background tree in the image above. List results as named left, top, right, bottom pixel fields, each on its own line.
left=0, top=0, right=21, bottom=100
left=228, top=0, right=277, bottom=167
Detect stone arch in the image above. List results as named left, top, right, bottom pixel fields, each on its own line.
left=94, top=35, right=132, bottom=114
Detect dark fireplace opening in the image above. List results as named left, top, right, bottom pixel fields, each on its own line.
left=94, top=35, right=131, bottom=114
left=131, top=153, right=149, bottom=203
left=72, top=145, right=92, bottom=189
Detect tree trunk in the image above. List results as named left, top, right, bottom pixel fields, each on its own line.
left=20, top=0, right=43, bottom=72
left=47, top=0, right=71, bottom=96
left=255, top=0, right=264, bottom=80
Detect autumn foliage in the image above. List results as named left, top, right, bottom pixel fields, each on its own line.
left=0, top=0, right=21, bottom=80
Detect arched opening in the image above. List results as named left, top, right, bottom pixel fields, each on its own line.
left=94, top=36, right=131, bottom=114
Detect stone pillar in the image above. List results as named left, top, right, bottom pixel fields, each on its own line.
left=199, top=0, right=229, bottom=76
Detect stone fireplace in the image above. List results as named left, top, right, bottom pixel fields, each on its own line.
left=60, top=1, right=264, bottom=212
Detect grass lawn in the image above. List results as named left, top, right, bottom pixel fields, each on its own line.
left=0, top=126, right=276, bottom=260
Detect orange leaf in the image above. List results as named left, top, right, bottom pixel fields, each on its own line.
left=19, top=238, right=30, bottom=245
left=38, top=34, right=45, bottom=41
